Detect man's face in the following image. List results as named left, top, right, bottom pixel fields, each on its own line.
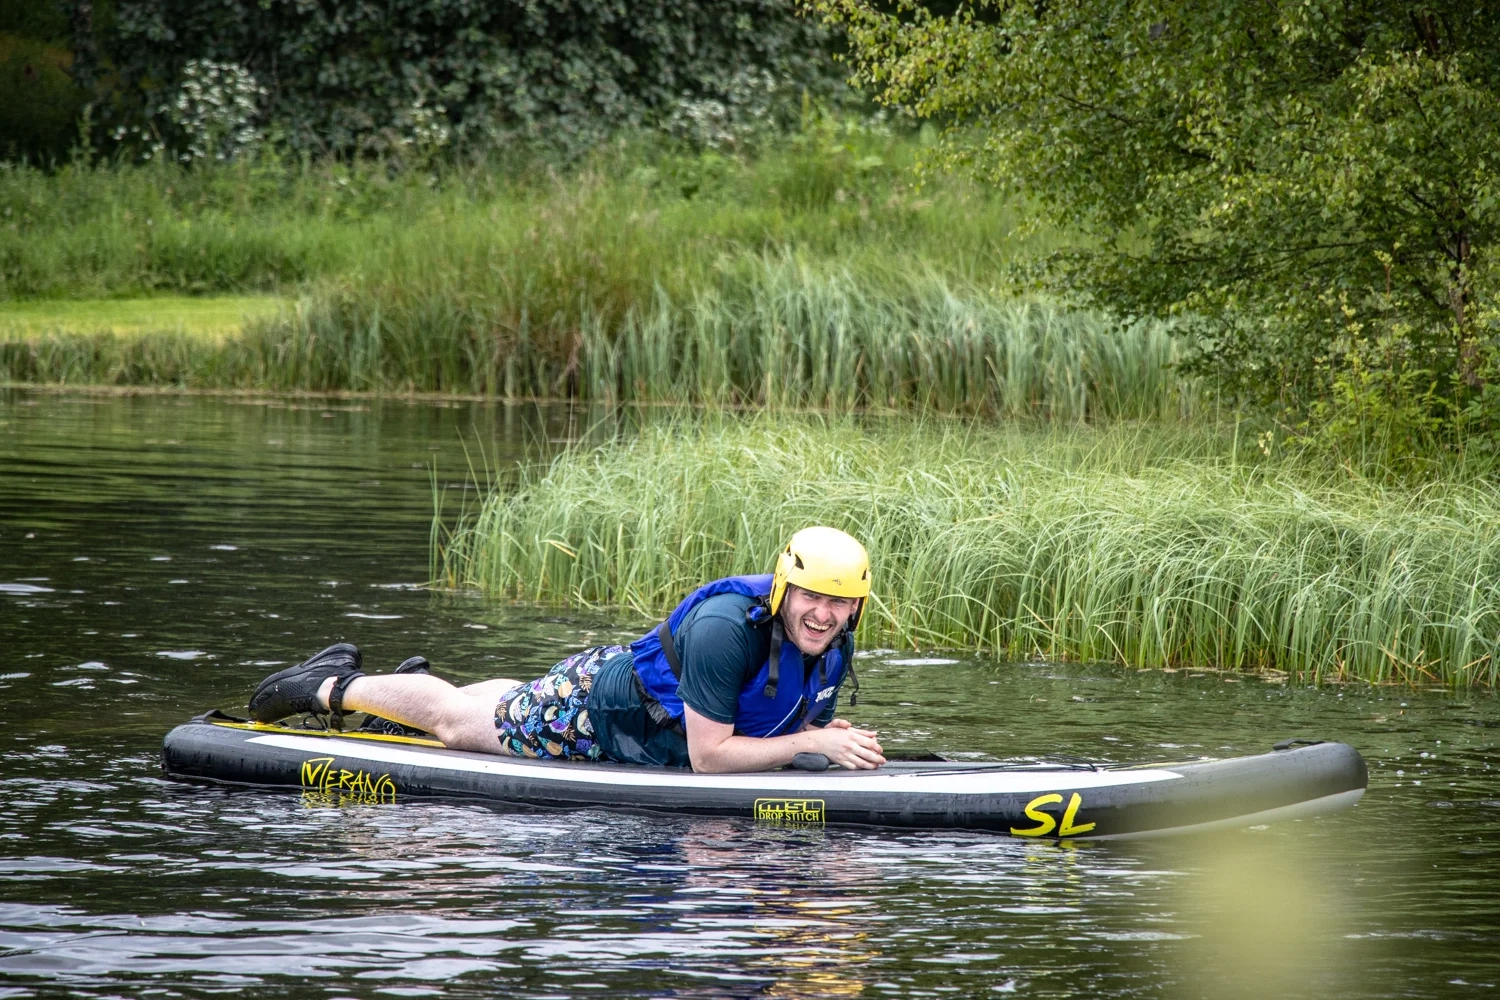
left=781, top=584, right=858, bottom=656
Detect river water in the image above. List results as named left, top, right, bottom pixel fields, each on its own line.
left=0, top=388, right=1496, bottom=999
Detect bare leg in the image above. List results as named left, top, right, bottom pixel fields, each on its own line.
left=314, top=675, right=519, bottom=752
left=458, top=678, right=522, bottom=702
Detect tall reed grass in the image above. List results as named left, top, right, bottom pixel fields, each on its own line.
left=1, top=255, right=1195, bottom=419
left=437, top=416, right=1500, bottom=686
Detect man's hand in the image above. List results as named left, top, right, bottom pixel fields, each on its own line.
left=810, top=718, right=885, bottom=769
left=684, top=707, right=886, bottom=773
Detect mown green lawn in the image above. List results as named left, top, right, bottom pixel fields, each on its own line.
left=0, top=296, right=284, bottom=340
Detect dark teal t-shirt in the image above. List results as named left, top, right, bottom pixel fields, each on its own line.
left=590, top=592, right=847, bottom=766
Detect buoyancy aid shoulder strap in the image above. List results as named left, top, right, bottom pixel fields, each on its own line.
left=741, top=600, right=785, bottom=700
left=766, top=619, right=785, bottom=699
left=634, top=621, right=686, bottom=734
left=655, top=619, right=683, bottom=678
left=843, top=633, right=860, bottom=707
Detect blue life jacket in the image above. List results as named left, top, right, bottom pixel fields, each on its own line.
left=629, top=574, right=852, bottom=738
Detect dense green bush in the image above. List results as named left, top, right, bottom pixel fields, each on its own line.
left=0, top=36, right=89, bottom=163
left=0, top=2, right=95, bottom=163
left=104, top=0, right=847, bottom=155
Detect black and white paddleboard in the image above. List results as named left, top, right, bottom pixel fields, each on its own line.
left=161, top=712, right=1367, bottom=840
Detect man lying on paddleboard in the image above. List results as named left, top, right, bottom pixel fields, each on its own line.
left=246, top=526, right=885, bottom=773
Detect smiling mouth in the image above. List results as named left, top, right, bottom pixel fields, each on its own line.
left=802, top=618, right=833, bottom=637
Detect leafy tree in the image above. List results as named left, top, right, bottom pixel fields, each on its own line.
left=814, top=0, right=1500, bottom=456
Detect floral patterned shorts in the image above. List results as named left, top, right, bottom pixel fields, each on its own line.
left=493, top=645, right=624, bottom=760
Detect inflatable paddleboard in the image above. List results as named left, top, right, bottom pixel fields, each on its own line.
left=161, top=712, right=1367, bottom=839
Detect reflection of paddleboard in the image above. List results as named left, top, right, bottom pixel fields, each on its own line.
left=162, top=712, right=1367, bottom=840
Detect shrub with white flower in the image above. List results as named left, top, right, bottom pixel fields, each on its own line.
left=163, top=59, right=268, bottom=162
left=397, top=95, right=452, bottom=152
left=666, top=68, right=782, bottom=150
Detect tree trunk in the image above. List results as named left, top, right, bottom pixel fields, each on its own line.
left=1451, top=230, right=1481, bottom=389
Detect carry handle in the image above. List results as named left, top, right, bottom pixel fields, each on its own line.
left=1272, top=737, right=1327, bottom=751
left=790, top=752, right=831, bottom=772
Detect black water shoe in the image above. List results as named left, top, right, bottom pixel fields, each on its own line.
left=356, top=716, right=433, bottom=738
left=248, top=643, right=365, bottom=729
left=394, top=655, right=431, bottom=675
left=355, top=655, right=433, bottom=737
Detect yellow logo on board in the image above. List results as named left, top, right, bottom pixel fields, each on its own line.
left=754, top=798, right=826, bottom=826
left=1010, top=792, right=1096, bottom=837
left=299, top=756, right=397, bottom=806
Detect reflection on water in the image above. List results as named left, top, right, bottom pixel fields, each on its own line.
left=0, top=388, right=1497, bottom=999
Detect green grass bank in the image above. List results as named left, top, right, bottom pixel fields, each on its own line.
left=1, top=127, right=1037, bottom=303
left=0, top=296, right=281, bottom=339
left=0, top=129, right=1196, bottom=417
left=0, top=258, right=1195, bottom=419
left=437, top=417, right=1500, bottom=687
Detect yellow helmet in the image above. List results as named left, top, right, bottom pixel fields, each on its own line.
left=768, top=526, right=872, bottom=616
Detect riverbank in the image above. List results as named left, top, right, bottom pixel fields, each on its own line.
left=0, top=258, right=1193, bottom=418
left=0, top=131, right=1195, bottom=416
left=437, top=415, right=1500, bottom=687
